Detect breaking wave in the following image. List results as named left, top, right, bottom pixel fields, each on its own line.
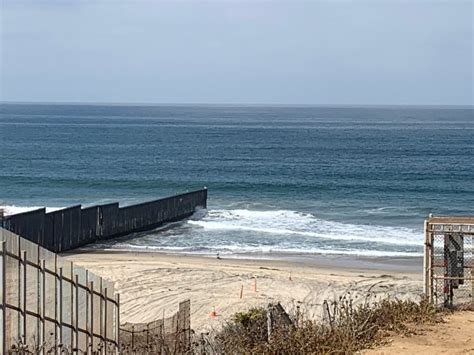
left=112, top=209, right=423, bottom=257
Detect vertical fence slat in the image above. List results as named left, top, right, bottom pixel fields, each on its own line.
left=100, top=278, right=103, bottom=353
left=59, top=267, right=63, bottom=346
left=75, top=274, right=79, bottom=353
left=36, top=244, right=40, bottom=353
left=116, top=293, right=120, bottom=354
left=0, top=241, right=6, bottom=355
left=90, top=280, right=94, bottom=352
left=17, top=237, right=21, bottom=342
left=104, top=287, right=108, bottom=352
left=40, top=259, right=46, bottom=355
left=22, top=250, right=27, bottom=345
left=85, top=270, right=90, bottom=352
left=54, top=255, right=58, bottom=348
left=70, top=261, right=74, bottom=352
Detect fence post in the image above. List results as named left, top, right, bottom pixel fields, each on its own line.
left=70, top=262, right=74, bottom=352
left=266, top=304, right=274, bottom=340
left=40, top=259, right=46, bottom=355
left=74, top=274, right=79, bottom=353
left=36, top=244, right=40, bottom=352
left=16, top=237, right=21, bottom=343
left=21, top=250, right=27, bottom=345
left=146, top=323, right=149, bottom=346
left=85, top=270, right=89, bottom=352
left=1, top=241, right=6, bottom=355
left=104, top=287, right=108, bottom=352
left=90, top=280, right=94, bottom=353
left=423, top=219, right=429, bottom=296
left=423, top=218, right=432, bottom=300
left=99, top=279, right=104, bottom=353
left=59, top=267, right=63, bottom=346
left=115, top=293, right=120, bottom=355
left=54, top=255, right=58, bottom=348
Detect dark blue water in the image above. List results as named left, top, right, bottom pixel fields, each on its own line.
left=1, top=104, right=472, bottom=256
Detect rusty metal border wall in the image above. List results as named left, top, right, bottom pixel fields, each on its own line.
left=1, top=189, right=207, bottom=253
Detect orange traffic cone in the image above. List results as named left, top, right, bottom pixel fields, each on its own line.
left=209, top=307, right=217, bottom=319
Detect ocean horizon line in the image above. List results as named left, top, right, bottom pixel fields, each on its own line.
left=1, top=101, right=473, bottom=109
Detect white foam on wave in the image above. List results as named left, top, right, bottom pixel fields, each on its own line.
left=188, top=209, right=422, bottom=246
left=109, top=243, right=422, bottom=257
left=0, top=205, right=63, bottom=216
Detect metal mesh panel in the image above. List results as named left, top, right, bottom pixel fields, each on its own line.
left=430, top=228, right=473, bottom=308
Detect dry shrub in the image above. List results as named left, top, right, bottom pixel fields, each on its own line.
left=209, top=296, right=443, bottom=354
left=212, top=307, right=269, bottom=353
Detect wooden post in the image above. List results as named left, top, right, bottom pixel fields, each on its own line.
left=266, top=304, right=273, bottom=340
left=146, top=323, right=149, bottom=346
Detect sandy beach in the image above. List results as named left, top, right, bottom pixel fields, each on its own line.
left=63, top=250, right=423, bottom=331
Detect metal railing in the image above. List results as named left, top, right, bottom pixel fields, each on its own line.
left=0, top=227, right=120, bottom=354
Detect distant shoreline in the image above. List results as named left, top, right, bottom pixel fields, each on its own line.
left=66, top=247, right=423, bottom=273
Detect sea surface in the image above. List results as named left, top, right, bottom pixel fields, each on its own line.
left=1, top=104, right=473, bottom=258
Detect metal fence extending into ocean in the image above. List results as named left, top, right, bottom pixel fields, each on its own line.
left=1, top=189, right=207, bottom=253
left=0, top=227, right=120, bottom=353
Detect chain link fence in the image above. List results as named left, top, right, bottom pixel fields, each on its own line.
left=425, top=217, right=474, bottom=309
left=120, top=300, right=191, bottom=354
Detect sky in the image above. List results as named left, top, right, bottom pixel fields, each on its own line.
left=0, top=0, right=473, bottom=105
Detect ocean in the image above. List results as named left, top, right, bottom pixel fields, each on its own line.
left=1, top=104, right=472, bottom=258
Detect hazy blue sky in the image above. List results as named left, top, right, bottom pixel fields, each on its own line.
left=1, top=0, right=472, bottom=105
